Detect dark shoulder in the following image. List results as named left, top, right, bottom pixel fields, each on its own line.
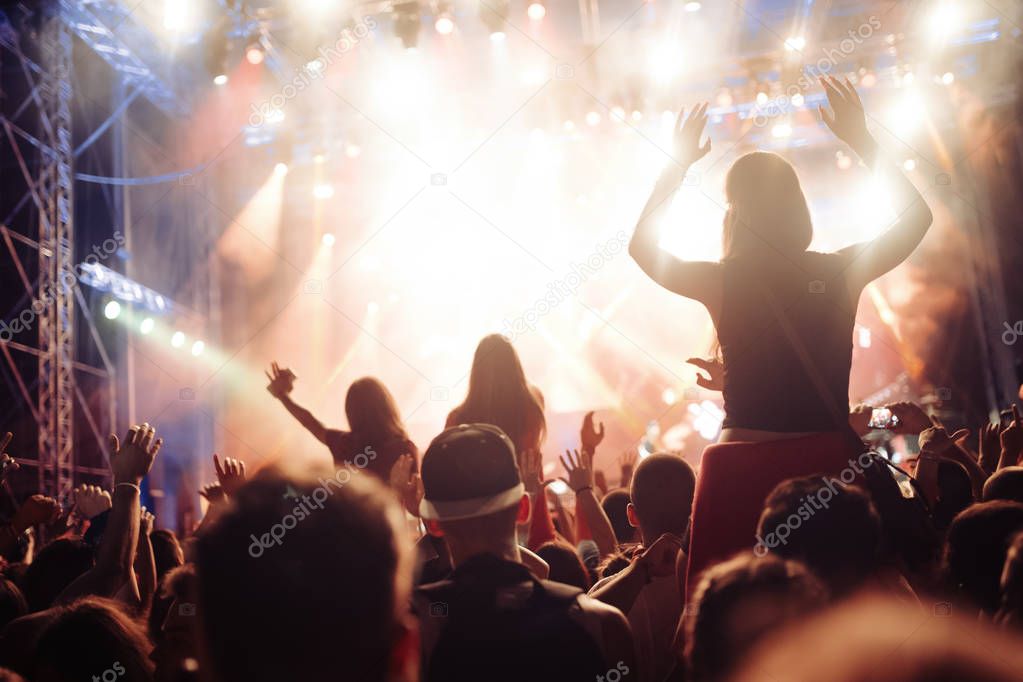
left=324, top=429, right=352, bottom=455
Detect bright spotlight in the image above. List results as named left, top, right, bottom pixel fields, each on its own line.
left=903, top=159, right=917, bottom=172
left=756, top=91, right=768, bottom=106
left=527, top=2, right=546, bottom=20
left=928, top=3, right=962, bottom=38
left=435, top=14, right=455, bottom=34
left=322, top=233, right=336, bottom=247
left=771, top=122, right=793, bottom=138
left=274, top=162, right=289, bottom=176
left=245, top=44, right=264, bottom=65
left=836, top=151, right=853, bottom=170
left=306, top=59, right=324, bottom=73
left=103, top=300, right=121, bottom=320
left=941, top=71, right=955, bottom=85
left=171, top=331, right=186, bottom=348
left=791, top=92, right=805, bottom=107
left=631, top=110, right=643, bottom=122
left=662, top=388, right=678, bottom=405
left=213, top=74, right=228, bottom=86
left=784, top=36, right=806, bottom=52
left=345, top=144, right=362, bottom=158
left=891, top=90, right=925, bottom=135
left=585, top=111, right=601, bottom=126
left=684, top=1, right=702, bottom=11
left=190, top=340, right=205, bottom=357
left=314, top=184, right=335, bottom=199
left=563, top=120, right=576, bottom=132
left=265, top=109, right=284, bottom=124
left=163, top=0, right=193, bottom=31
left=489, top=31, right=506, bottom=42
left=139, top=317, right=155, bottom=335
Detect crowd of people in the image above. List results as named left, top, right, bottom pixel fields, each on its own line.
left=0, top=77, right=1022, bottom=682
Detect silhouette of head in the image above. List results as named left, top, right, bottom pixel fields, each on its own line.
left=723, top=151, right=813, bottom=258
left=345, top=376, right=408, bottom=446
left=628, top=454, right=696, bottom=543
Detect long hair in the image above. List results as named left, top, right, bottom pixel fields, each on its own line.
left=449, top=334, right=546, bottom=453
left=722, top=151, right=813, bottom=259
left=344, top=377, right=410, bottom=447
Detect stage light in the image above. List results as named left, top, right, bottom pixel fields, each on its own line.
left=771, top=122, right=792, bottom=138
left=756, top=91, right=768, bottom=106
left=563, top=120, right=576, bottom=132
left=903, top=159, right=916, bottom=171
left=784, top=36, right=805, bottom=52
left=585, top=111, right=601, bottom=126
left=489, top=30, right=506, bottom=42
left=313, top=153, right=326, bottom=163
left=548, top=479, right=568, bottom=495
left=662, top=388, right=678, bottom=405
left=860, top=72, right=877, bottom=87
left=791, top=92, right=805, bottom=107
left=941, top=71, right=955, bottom=84
left=246, top=44, right=264, bottom=65
left=139, top=317, right=155, bottom=335
left=306, top=59, right=324, bottom=73
left=611, top=106, right=626, bottom=123
left=213, top=74, right=228, bottom=86
left=393, top=1, right=421, bottom=50
left=527, top=2, right=546, bottom=21
left=163, top=0, right=194, bottom=31
left=103, top=300, right=121, bottom=320
left=171, top=331, right=186, bottom=348
left=928, top=3, right=962, bottom=39
left=191, top=340, right=205, bottom=357
left=684, top=2, right=702, bottom=11
left=314, top=184, right=335, bottom=199
left=274, top=162, right=289, bottom=176
left=836, top=151, right=853, bottom=170
left=345, top=144, right=362, bottom=158
left=266, top=109, right=285, bottom=124
left=891, top=90, right=925, bottom=135
left=716, top=90, right=733, bottom=107
left=435, top=14, right=455, bottom=34
left=322, top=233, right=336, bottom=247
left=481, top=0, right=509, bottom=40
left=367, top=301, right=380, bottom=314
left=631, top=110, right=643, bottom=122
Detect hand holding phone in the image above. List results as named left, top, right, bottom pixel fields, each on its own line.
left=868, top=407, right=900, bottom=430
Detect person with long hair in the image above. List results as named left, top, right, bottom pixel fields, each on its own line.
left=629, top=77, right=933, bottom=442
left=266, top=364, right=417, bottom=480
left=445, top=334, right=546, bottom=454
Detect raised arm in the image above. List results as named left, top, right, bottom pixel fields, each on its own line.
left=266, top=362, right=330, bottom=444
left=629, top=102, right=722, bottom=311
left=820, top=76, right=934, bottom=290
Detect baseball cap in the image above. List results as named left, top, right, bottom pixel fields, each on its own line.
left=419, top=423, right=524, bottom=521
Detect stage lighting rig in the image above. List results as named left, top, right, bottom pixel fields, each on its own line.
left=393, top=1, right=421, bottom=50
left=480, top=0, right=509, bottom=40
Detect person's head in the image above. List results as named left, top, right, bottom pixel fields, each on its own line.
left=453, top=334, right=546, bottom=453
left=150, top=564, right=199, bottom=682
left=685, top=553, right=828, bottom=682
left=943, top=500, right=1023, bottom=613
left=995, top=531, right=1023, bottom=628
left=601, top=489, right=636, bottom=545
left=345, top=377, right=409, bottom=446
left=535, top=542, right=590, bottom=590
left=628, top=454, right=696, bottom=543
left=984, top=466, right=1023, bottom=503
left=723, top=151, right=813, bottom=259
left=730, top=595, right=1023, bottom=682
left=33, top=597, right=154, bottom=682
left=933, top=460, right=975, bottom=531
left=149, top=529, right=184, bottom=584
left=0, top=578, right=27, bottom=633
left=757, top=477, right=881, bottom=597
left=195, top=468, right=417, bottom=682
left=420, top=424, right=530, bottom=565
left=21, top=538, right=94, bottom=612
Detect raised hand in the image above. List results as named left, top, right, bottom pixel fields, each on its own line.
left=580, top=411, right=605, bottom=455
left=686, top=357, right=723, bottom=391
left=1000, top=405, right=1023, bottom=468
left=888, top=401, right=934, bottom=435
left=213, top=454, right=246, bottom=498
left=618, top=448, right=639, bottom=488
left=139, top=506, right=155, bottom=537
left=73, top=484, right=112, bottom=519
left=818, top=76, right=870, bottom=152
left=560, top=448, right=595, bottom=494
left=13, top=494, right=60, bottom=532
left=518, top=447, right=544, bottom=496
left=666, top=104, right=707, bottom=174
left=0, top=432, right=19, bottom=484
left=978, top=422, right=1001, bottom=474
left=109, top=423, right=162, bottom=486
left=389, top=454, right=424, bottom=517
left=265, top=362, right=296, bottom=399
left=199, top=482, right=226, bottom=506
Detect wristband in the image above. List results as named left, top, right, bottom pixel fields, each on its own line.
left=114, top=482, right=141, bottom=492
left=573, top=486, right=593, bottom=495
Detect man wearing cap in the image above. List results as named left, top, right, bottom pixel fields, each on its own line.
left=413, top=423, right=636, bottom=681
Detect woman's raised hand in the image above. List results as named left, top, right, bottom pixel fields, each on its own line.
left=818, top=76, right=871, bottom=152
left=664, top=102, right=712, bottom=181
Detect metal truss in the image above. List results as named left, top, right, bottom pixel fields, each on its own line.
left=0, top=5, right=117, bottom=498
